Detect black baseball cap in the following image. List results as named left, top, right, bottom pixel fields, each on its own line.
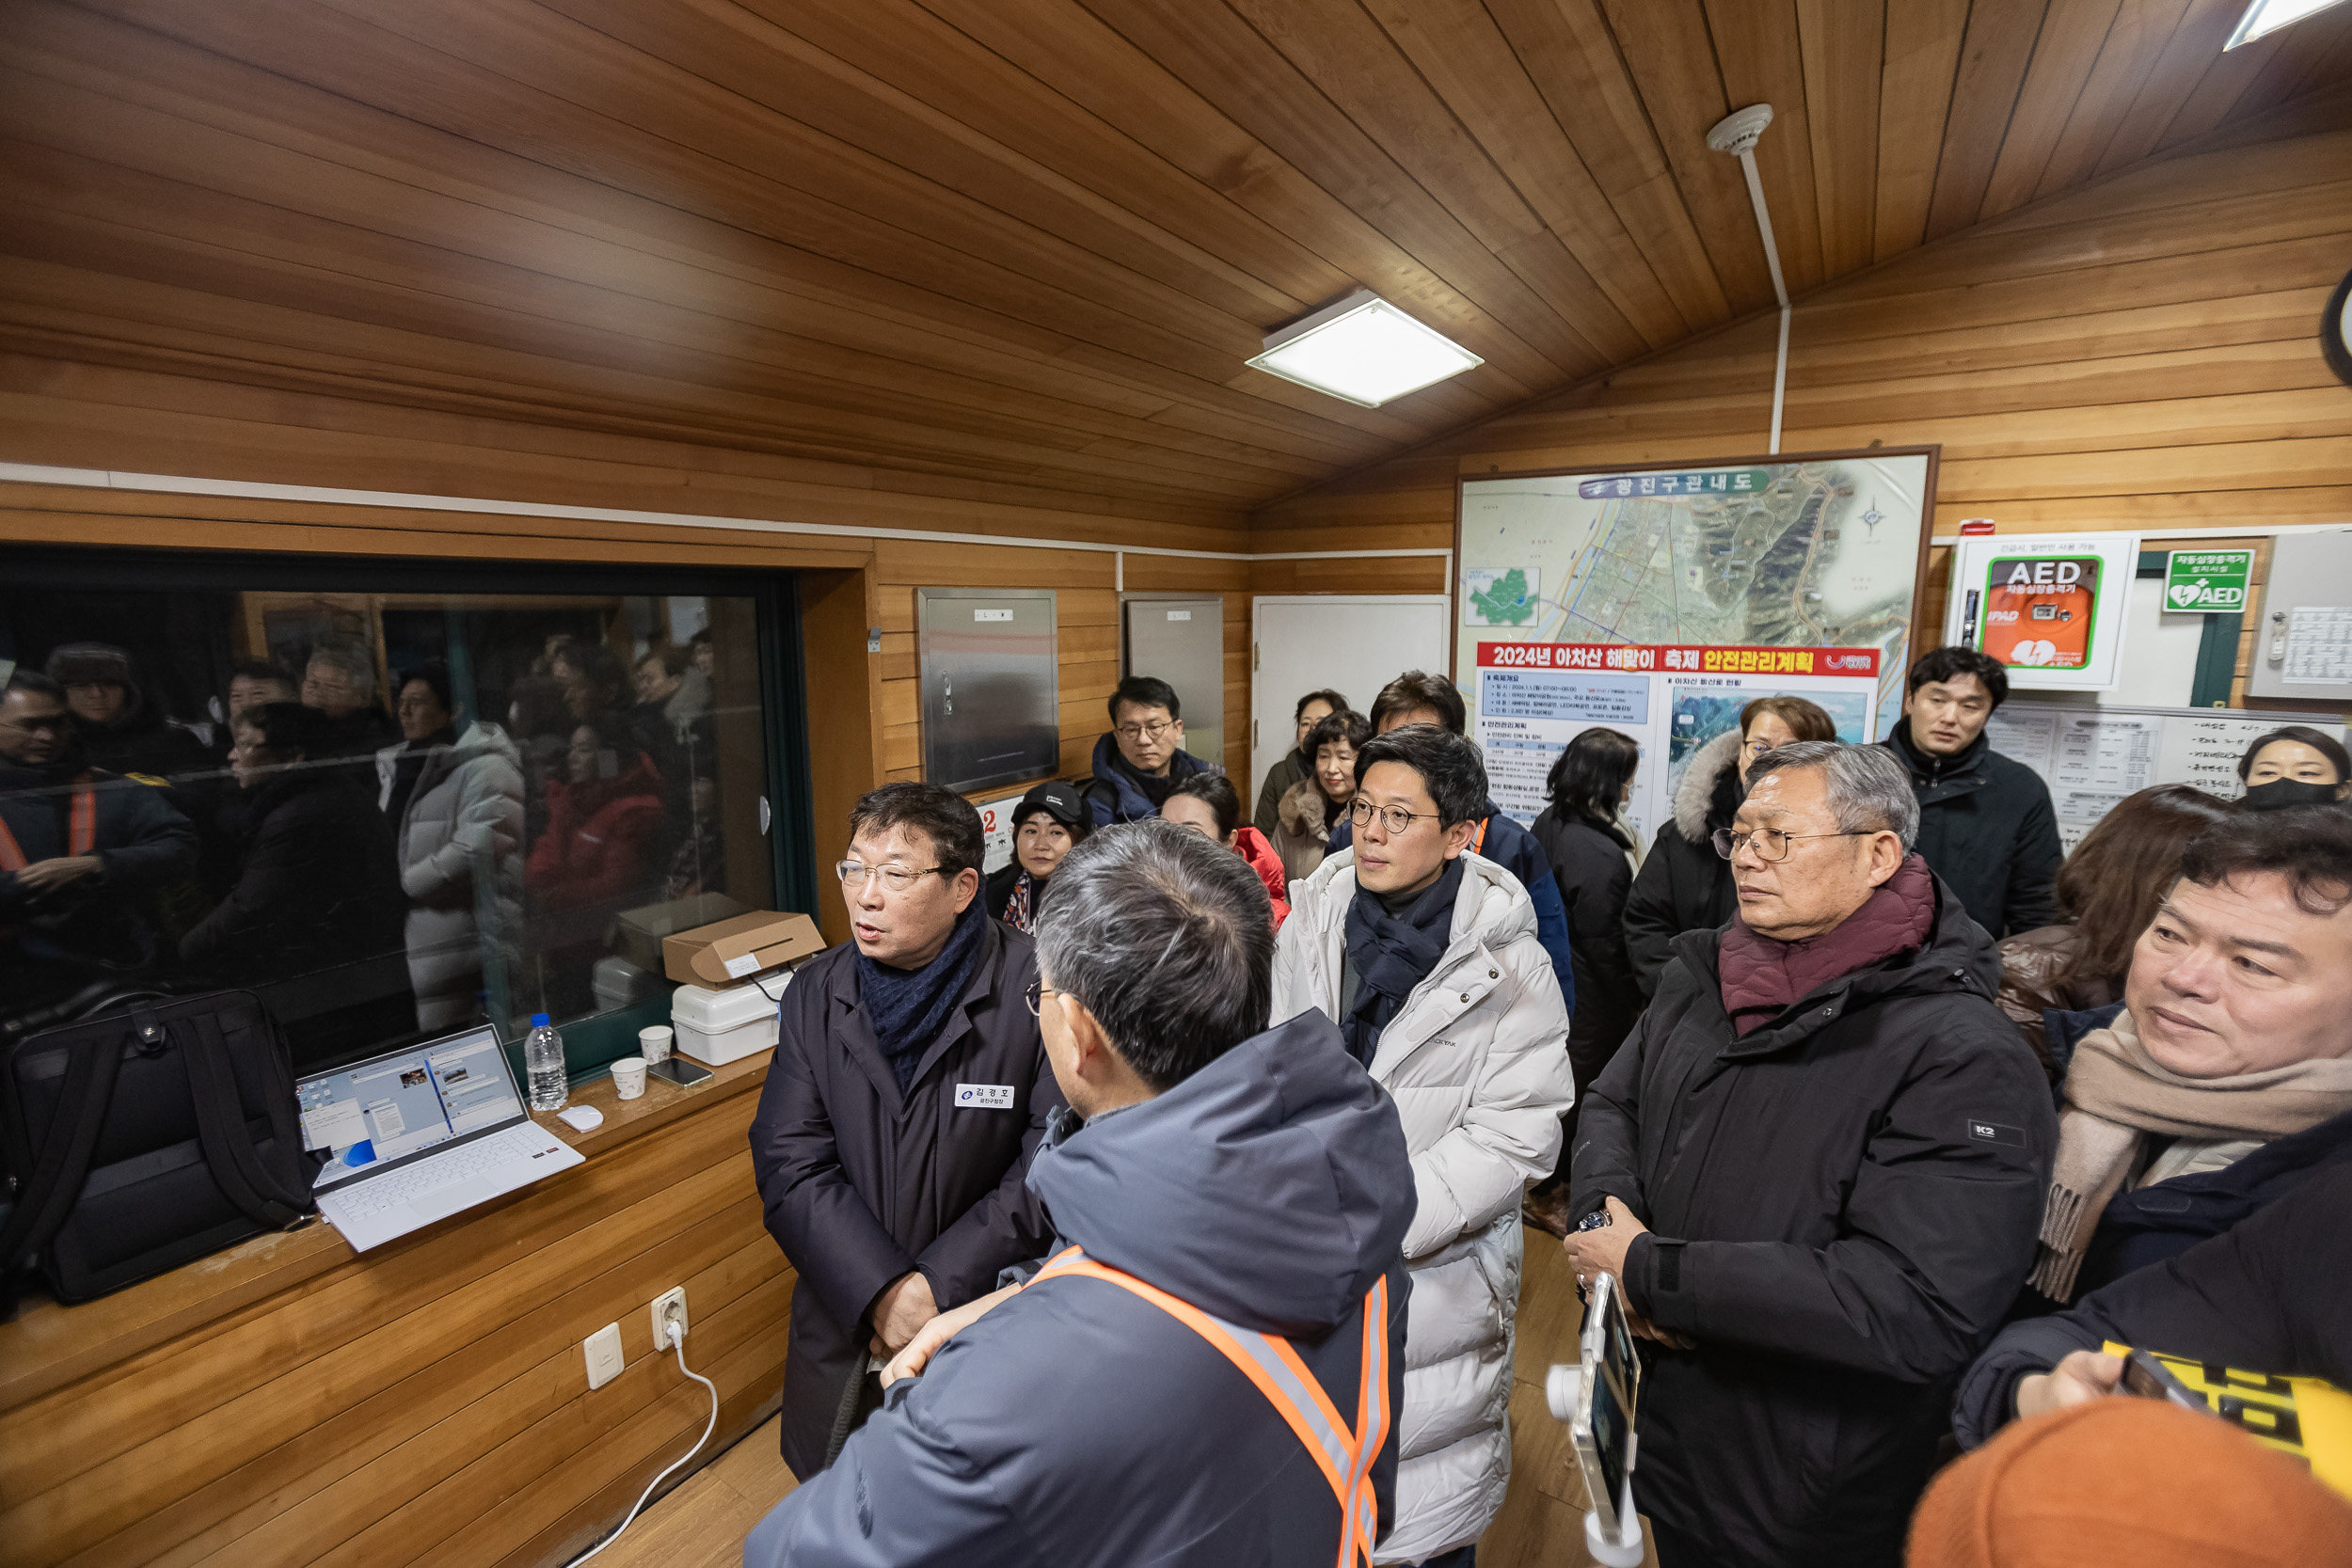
left=1012, top=780, right=1088, bottom=832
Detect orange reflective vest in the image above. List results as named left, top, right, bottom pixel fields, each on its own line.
left=0, top=774, right=97, bottom=873
left=1030, top=1246, right=1391, bottom=1567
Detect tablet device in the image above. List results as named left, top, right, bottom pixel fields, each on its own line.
left=1581, top=1271, right=1641, bottom=1419
left=1569, top=1344, right=1637, bottom=1538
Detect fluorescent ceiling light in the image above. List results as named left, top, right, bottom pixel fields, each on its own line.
left=1246, top=291, right=1483, bottom=407
left=2225, top=0, right=2347, bottom=47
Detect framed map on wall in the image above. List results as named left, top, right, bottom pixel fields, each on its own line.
left=1454, top=447, right=1938, bottom=846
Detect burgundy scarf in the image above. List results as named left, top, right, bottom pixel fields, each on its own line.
left=1718, top=854, right=1937, bottom=1035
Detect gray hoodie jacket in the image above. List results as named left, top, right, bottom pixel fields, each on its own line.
left=743, top=1009, right=1415, bottom=1567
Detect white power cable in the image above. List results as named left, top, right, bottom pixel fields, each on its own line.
left=566, top=1312, right=722, bottom=1568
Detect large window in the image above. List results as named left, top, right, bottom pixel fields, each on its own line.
left=0, top=550, right=811, bottom=1076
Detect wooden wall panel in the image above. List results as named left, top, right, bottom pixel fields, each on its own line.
left=1254, top=121, right=2352, bottom=721
left=0, top=1062, right=787, bottom=1568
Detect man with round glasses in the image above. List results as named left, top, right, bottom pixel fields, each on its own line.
left=749, top=781, right=1062, bottom=1481
left=1082, top=674, right=1220, bottom=828
left=1563, top=740, right=2054, bottom=1568
left=1273, top=723, right=1573, bottom=1565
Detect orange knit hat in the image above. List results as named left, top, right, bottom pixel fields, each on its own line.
left=1909, top=1399, right=2352, bottom=1568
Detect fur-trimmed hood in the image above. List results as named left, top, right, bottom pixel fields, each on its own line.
left=1277, top=775, right=1333, bottom=841
left=1672, top=728, right=1746, bottom=841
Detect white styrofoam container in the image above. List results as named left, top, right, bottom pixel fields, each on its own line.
left=670, top=974, right=787, bottom=1066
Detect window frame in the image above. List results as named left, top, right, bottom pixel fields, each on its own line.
left=1, top=545, right=820, bottom=1083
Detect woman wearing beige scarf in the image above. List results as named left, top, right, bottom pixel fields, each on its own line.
left=2030, top=804, right=2352, bottom=1303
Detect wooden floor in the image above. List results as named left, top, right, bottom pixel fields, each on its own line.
left=593, top=1222, right=1647, bottom=1568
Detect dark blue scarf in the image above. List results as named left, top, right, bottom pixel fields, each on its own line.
left=855, top=901, right=991, bottom=1096
left=1342, top=856, right=1464, bottom=1065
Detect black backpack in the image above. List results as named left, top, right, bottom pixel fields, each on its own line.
left=0, top=990, right=318, bottom=1305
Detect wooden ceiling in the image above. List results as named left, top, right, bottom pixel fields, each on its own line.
left=3, top=0, right=2348, bottom=524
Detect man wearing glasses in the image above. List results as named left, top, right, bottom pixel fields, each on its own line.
left=1082, top=674, right=1220, bottom=828
left=1563, top=741, right=2053, bottom=1568
left=749, top=782, right=1062, bottom=1481
left=0, top=671, right=197, bottom=1011
left=1272, top=724, right=1573, bottom=1567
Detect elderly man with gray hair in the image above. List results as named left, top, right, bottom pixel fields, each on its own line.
left=1564, top=740, right=2056, bottom=1568
left=746, top=820, right=1415, bottom=1568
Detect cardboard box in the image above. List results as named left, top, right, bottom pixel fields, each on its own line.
left=661, top=911, right=825, bottom=988
left=615, top=892, right=753, bottom=974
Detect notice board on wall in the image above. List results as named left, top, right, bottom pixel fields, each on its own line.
left=1983, top=702, right=2349, bottom=851
left=1456, top=447, right=1935, bottom=841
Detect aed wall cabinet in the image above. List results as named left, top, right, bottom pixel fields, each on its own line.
left=1120, top=594, right=1225, bottom=766
left=917, top=587, right=1060, bottom=792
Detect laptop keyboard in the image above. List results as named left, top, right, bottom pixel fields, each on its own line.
left=328, top=1124, right=549, bottom=1218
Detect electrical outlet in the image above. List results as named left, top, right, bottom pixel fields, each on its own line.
left=650, top=1287, right=688, bottom=1348
left=584, top=1323, right=624, bottom=1389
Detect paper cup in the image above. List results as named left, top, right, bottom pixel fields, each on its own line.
left=638, top=1025, right=674, bottom=1065
left=611, top=1056, right=648, bottom=1100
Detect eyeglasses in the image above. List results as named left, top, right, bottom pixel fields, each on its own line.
left=1348, top=798, right=1441, bottom=835
left=834, top=861, right=948, bottom=893
left=1023, top=981, right=1062, bottom=1018
left=1746, top=740, right=1776, bottom=757
left=1113, top=719, right=1177, bottom=743
left=1710, top=827, right=1874, bottom=862
left=0, top=715, right=72, bottom=736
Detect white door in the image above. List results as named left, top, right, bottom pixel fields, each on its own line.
left=1250, top=595, right=1453, bottom=802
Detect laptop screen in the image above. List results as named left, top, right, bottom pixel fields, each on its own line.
left=296, top=1028, right=524, bottom=1185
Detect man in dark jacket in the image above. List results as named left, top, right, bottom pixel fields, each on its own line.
left=746, top=821, right=1414, bottom=1568
left=181, top=701, right=404, bottom=980
left=45, top=641, right=215, bottom=783
left=749, top=782, right=1063, bottom=1480
left=1951, top=1160, right=2352, bottom=1450
left=1565, top=740, right=2055, bottom=1568
left=1, top=672, right=199, bottom=1006
left=1883, top=645, right=2062, bottom=938
left=1083, top=674, right=1218, bottom=827
left=1325, top=671, right=1577, bottom=1003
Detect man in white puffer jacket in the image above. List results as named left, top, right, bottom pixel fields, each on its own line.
left=1272, top=724, right=1574, bottom=1566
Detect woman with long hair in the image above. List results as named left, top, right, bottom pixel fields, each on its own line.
left=1995, top=783, right=2237, bottom=1079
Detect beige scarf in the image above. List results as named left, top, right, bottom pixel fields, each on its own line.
left=2031, top=1008, right=2352, bottom=1301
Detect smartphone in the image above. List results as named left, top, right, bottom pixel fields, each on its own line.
left=2122, top=1349, right=2208, bottom=1413
left=1580, top=1272, right=1641, bottom=1420
left=647, top=1057, right=712, bottom=1087
left=1568, top=1348, right=1637, bottom=1537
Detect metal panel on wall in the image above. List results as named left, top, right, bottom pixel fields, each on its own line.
left=2248, top=531, right=2352, bottom=701
left=1121, top=594, right=1223, bottom=765
left=917, top=588, right=1058, bottom=793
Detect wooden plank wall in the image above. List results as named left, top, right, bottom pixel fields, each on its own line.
left=1252, top=118, right=2352, bottom=712
left=0, top=1061, right=786, bottom=1568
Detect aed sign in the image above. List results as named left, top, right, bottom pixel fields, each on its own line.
left=2163, top=548, right=2253, bottom=613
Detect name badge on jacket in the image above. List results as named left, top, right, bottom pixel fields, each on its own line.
left=955, top=1083, right=1015, bottom=1110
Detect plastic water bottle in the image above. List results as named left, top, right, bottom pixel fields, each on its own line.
left=525, top=1013, right=568, bottom=1112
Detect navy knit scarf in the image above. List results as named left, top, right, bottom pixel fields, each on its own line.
left=1342, top=856, right=1464, bottom=1066
left=855, top=901, right=990, bottom=1096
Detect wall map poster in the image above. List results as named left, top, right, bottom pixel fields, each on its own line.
left=1457, top=449, right=1935, bottom=843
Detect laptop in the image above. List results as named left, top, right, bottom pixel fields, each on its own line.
left=297, top=1025, right=583, bottom=1253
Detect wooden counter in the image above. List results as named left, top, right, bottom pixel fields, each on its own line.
left=0, top=1053, right=793, bottom=1568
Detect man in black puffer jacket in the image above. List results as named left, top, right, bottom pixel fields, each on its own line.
left=1567, top=742, right=2055, bottom=1568
left=1882, top=645, right=2062, bottom=939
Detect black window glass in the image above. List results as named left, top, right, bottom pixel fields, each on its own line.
left=1, top=560, right=793, bottom=1074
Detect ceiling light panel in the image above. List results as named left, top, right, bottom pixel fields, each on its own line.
left=1246, top=291, right=1483, bottom=407
left=2226, top=0, right=2348, bottom=48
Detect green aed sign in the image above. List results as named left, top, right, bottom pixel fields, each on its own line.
left=2163, top=548, right=2253, bottom=613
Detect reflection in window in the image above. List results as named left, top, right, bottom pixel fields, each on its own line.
left=1, top=580, right=772, bottom=1071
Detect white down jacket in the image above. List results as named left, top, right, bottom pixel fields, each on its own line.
left=1271, top=848, right=1574, bottom=1563
left=378, top=722, right=525, bottom=1032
